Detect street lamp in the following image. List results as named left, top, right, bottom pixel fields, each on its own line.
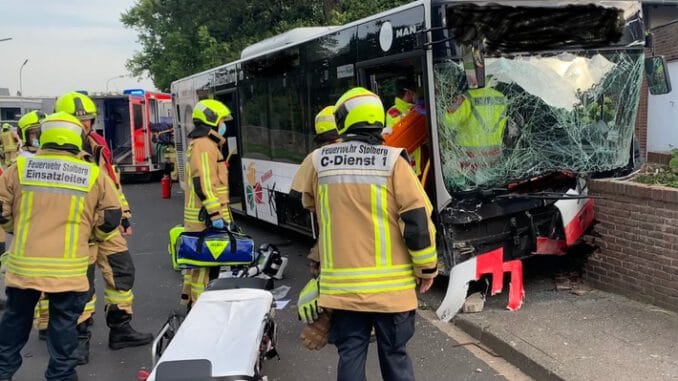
left=106, top=75, right=125, bottom=92
left=19, top=59, right=28, bottom=96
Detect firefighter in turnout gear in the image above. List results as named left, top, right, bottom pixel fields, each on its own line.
left=0, top=123, right=21, bottom=167
left=0, top=112, right=121, bottom=381
left=291, top=87, right=438, bottom=381
left=43, top=91, right=153, bottom=364
left=294, top=106, right=340, bottom=342
left=181, top=99, right=233, bottom=306
left=18, top=110, right=46, bottom=157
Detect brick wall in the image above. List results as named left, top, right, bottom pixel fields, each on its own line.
left=636, top=78, right=648, bottom=159
left=586, top=179, right=678, bottom=311
left=653, top=22, right=678, bottom=61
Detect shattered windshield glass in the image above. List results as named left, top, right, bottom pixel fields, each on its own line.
left=434, top=50, right=644, bottom=192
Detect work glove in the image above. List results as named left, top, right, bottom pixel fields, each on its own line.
left=211, top=219, right=226, bottom=230
left=300, top=311, right=331, bottom=350
left=297, top=278, right=321, bottom=324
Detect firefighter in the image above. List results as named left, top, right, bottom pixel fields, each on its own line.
left=293, top=106, right=341, bottom=281
left=48, top=91, right=152, bottom=364
left=291, top=87, right=438, bottom=381
left=0, top=123, right=21, bottom=166
left=295, top=106, right=340, bottom=326
left=181, top=99, right=233, bottom=307
left=443, top=85, right=508, bottom=187
left=17, top=110, right=46, bottom=157
left=0, top=112, right=121, bottom=381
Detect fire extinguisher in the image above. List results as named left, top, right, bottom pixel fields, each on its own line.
left=161, top=174, right=171, bottom=199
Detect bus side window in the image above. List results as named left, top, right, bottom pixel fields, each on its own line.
left=270, top=74, right=307, bottom=163
left=239, top=79, right=271, bottom=160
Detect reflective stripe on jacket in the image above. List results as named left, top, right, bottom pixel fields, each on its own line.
left=292, top=140, right=437, bottom=313
left=0, top=149, right=121, bottom=293
left=183, top=132, right=231, bottom=232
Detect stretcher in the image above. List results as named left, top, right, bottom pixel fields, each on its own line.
left=142, top=244, right=285, bottom=381
left=146, top=279, right=276, bottom=381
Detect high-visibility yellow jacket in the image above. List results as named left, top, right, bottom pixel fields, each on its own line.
left=183, top=127, right=231, bottom=232
left=292, top=139, right=438, bottom=313
left=0, top=149, right=122, bottom=293
left=0, top=130, right=20, bottom=153
left=443, top=87, right=508, bottom=170
left=385, top=97, right=412, bottom=129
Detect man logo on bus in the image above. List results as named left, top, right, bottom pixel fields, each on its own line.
left=379, top=21, right=393, bottom=52
left=395, top=25, right=416, bottom=38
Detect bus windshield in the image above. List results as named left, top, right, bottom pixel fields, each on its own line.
left=434, top=49, right=644, bottom=192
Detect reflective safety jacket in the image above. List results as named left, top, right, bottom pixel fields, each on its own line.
left=0, top=149, right=122, bottom=293
left=86, top=132, right=131, bottom=219
left=292, top=139, right=438, bottom=313
left=0, top=130, right=20, bottom=153
left=183, top=127, right=231, bottom=232
left=443, top=87, right=508, bottom=170
left=385, top=97, right=412, bottom=129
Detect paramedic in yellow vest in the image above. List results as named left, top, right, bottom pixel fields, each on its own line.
left=384, top=79, right=425, bottom=176
left=291, top=87, right=438, bottom=381
left=18, top=110, right=46, bottom=157
left=0, top=123, right=21, bottom=167
left=181, top=99, right=233, bottom=307
left=50, top=91, right=152, bottom=364
left=0, top=112, right=121, bottom=381
left=443, top=85, right=508, bottom=186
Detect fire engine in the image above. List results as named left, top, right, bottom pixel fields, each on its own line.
left=90, top=89, right=174, bottom=177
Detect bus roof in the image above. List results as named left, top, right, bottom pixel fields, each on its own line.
left=172, top=0, right=426, bottom=87
left=241, top=27, right=340, bottom=60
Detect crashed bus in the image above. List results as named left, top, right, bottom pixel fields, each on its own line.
left=170, top=0, right=671, bottom=320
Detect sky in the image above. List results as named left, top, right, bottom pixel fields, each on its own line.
left=0, top=0, right=156, bottom=97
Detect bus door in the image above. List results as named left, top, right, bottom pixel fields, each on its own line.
left=214, top=90, right=244, bottom=212
left=129, top=96, right=149, bottom=166
left=358, top=57, right=432, bottom=189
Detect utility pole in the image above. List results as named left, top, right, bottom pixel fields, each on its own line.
left=19, top=59, right=28, bottom=96
left=106, top=75, right=125, bottom=92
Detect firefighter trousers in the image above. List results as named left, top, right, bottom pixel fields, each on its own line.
left=330, top=309, right=416, bottom=381
left=181, top=267, right=220, bottom=307
left=34, top=233, right=136, bottom=329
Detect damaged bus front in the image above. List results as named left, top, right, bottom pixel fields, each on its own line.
left=431, top=1, right=671, bottom=320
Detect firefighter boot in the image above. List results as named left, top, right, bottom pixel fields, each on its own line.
left=106, top=305, right=153, bottom=350
left=73, top=319, right=92, bottom=366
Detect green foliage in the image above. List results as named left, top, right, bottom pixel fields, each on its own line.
left=635, top=168, right=678, bottom=188
left=121, top=0, right=410, bottom=91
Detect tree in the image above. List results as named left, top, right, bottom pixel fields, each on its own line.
left=121, top=0, right=411, bottom=91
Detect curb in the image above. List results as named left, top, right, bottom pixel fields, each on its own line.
left=453, top=317, right=568, bottom=381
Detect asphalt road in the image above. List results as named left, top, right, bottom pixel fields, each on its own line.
left=2, top=182, right=522, bottom=381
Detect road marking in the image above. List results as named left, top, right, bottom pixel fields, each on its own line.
left=418, top=309, right=533, bottom=381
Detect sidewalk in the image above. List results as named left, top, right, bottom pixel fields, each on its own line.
left=453, top=278, right=678, bottom=381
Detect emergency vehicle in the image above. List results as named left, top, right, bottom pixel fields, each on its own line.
left=170, top=0, right=671, bottom=321
left=90, top=89, right=173, bottom=176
